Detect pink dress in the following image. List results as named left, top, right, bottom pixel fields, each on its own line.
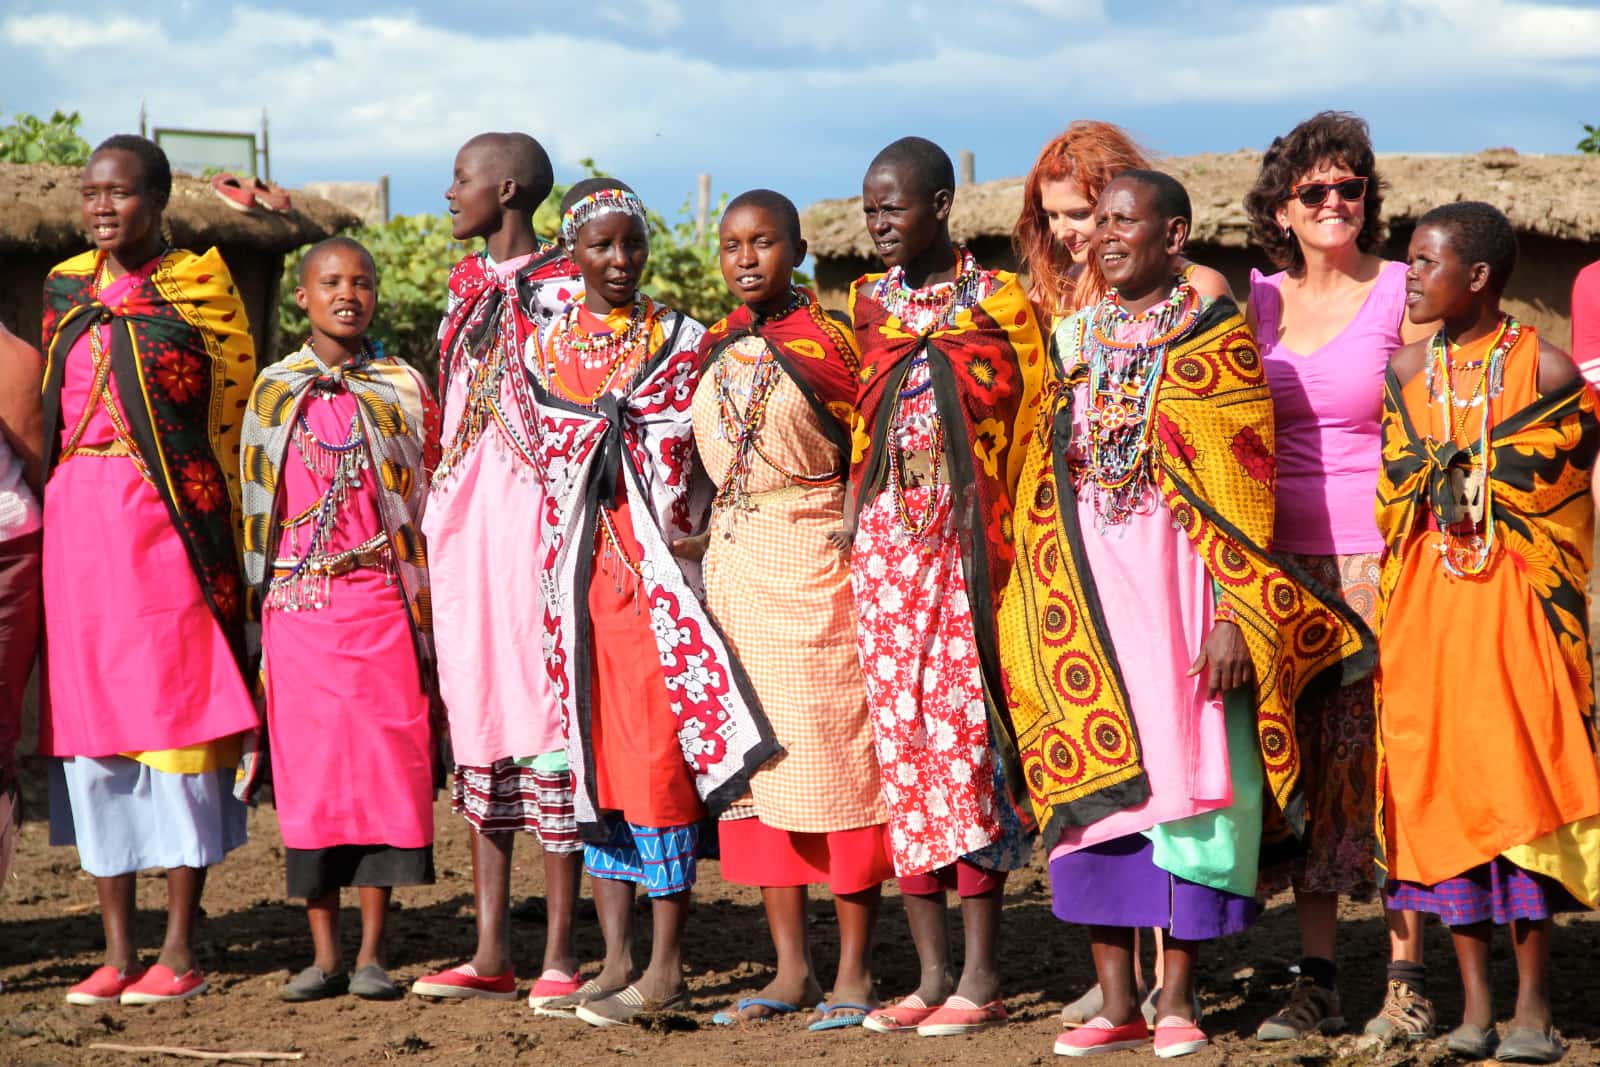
left=42, top=263, right=256, bottom=758
left=1048, top=395, right=1232, bottom=857
left=261, top=387, right=434, bottom=852
left=424, top=253, right=560, bottom=765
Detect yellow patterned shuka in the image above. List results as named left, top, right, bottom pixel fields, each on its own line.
left=998, top=299, right=1375, bottom=849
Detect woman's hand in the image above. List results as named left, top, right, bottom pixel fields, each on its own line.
left=826, top=528, right=855, bottom=557
left=670, top=532, right=710, bottom=562
left=1187, top=620, right=1253, bottom=697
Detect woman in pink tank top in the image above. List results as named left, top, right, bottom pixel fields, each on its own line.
left=1242, top=112, right=1434, bottom=1044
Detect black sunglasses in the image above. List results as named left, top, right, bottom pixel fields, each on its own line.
left=1291, top=176, right=1368, bottom=207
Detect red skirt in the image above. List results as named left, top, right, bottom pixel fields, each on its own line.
left=718, top=817, right=892, bottom=894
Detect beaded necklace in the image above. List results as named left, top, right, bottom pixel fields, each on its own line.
left=270, top=382, right=375, bottom=611
left=435, top=287, right=543, bottom=481
left=60, top=257, right=156, bottom=484
left=1424, top=315, right=1519, bottom=577
left=539, top=295, right=653, bottom=408
left=710, top=315, right=840, bottom=533
left=1081, top=281, right=1201, bottom=530
left=874, top=245, right=984, bottom=335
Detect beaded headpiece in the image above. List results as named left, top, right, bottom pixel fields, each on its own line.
left=561, top=187, right=648, bottom=244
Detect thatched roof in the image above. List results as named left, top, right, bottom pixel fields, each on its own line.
left=802, top=150, right=1600, bottom=260
left=0, top=163, right=360, bottom=256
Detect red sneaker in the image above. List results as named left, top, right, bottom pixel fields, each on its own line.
left=411, top=964, right=517, bottom=1000
left=120, top=964, right=208, bottom=1005
left=65, top=965, right=146, bottom=1005
left=1054, top=1016, right=1150, bottom=1056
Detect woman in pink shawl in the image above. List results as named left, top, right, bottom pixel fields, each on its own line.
left=39, top=136, right=257, bottom=1006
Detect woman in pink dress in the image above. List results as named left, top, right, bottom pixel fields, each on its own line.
left=39, top=136, right=257, bottom=1006
left=1243, top=111, right=1434, bottom=1043
left=240, top=237, right=439, bottom=1002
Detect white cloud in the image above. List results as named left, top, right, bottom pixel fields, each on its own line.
left=1, top=0, right=1594, bottom=206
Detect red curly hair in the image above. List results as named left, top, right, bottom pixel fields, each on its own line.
left=1012, top=121, right=1152, bottom=320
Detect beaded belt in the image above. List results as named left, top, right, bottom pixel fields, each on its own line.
left=273, top=533, right=391, bottom=578
left=898, top=449, right=950, bottom=488
left=60, top=440, right=135, bottom=461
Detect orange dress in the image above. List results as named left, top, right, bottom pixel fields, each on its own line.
left=1378, top=325, right=1600, bottom=903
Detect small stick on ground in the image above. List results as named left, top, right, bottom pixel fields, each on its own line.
left=87, top=1043, right=305, bottom=1063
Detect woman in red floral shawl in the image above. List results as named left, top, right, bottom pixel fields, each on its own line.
left=843, top=137, right=1045, bottom=1038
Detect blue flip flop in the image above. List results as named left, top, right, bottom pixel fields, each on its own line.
left=712, top=996, right=801, bottom=1026
left=808, top=1000, right=875, bottom=1031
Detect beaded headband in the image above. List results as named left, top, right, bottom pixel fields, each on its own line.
left=561, top=188, right=648, bottom=244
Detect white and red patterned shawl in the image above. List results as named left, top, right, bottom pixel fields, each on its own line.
left=528, top=297, right=781, bottom=837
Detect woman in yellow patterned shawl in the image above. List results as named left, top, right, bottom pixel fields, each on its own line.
left=1000, top=172, right=1370, bottom=1058
left=38, top=136, right=257, bottom=1006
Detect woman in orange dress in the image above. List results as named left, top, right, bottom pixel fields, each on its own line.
left=1375, top=202, right=1600, bottom=1064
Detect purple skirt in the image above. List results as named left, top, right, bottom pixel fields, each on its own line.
left=1385, top=858, right=1584, bottom=926
left=1050, top=833, right=1259, bottom=940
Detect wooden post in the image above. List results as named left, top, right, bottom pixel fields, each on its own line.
left=378, top=175, right=391, bottom=223
left=695, top=174, right=712, bottom=239
left=959, top=150, right=975, bottom=187
left=260, top=109, right=271, bottom=181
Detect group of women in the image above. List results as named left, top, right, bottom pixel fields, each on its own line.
left=1, top=108, right=1598, bottom=1064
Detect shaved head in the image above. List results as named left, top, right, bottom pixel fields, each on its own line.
left=725, top=188, right=802, bottom=246
left=459, top=131, right=554, bottom=211
left=866, top=136, right=956, bottom=199
left=1104, top=169, right=1192, bottom=228
left=299, top=235, right=376, bottom=285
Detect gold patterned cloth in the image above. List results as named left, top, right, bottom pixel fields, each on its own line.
left=1000, top=298, right=1374, bottom=849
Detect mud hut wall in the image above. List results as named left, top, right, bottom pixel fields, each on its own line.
left=0, top=245, right=284, bottom=362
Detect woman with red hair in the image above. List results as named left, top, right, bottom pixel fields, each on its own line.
left=1012, top=120, right=1228, bottom=324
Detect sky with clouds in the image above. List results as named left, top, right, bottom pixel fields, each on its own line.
left=4, top=0, right=1598, bottom=231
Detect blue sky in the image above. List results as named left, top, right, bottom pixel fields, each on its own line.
left=4, top=0, right=1598, bottom=233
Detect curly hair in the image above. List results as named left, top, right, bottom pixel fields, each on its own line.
left=1244, top=111, right=1385, bottom=271
left=1013, top=121, right=1152, bottom=319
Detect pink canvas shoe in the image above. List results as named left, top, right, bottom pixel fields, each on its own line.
left=527, top=969, right=583, bottom=1008
left=119, top=964, right=207, bottom=1004
left=862, top=993, right=937, bottom=1033
left=411, top=963, right=517, bottom=1000
left=1153, top=1016, right=1209, bottom=1058
left=1054, top=1016, right=1150, bottom=1056
left=917, top=995, right=1007, bottom=1036
left=65, top=965, right=146, bottom=1005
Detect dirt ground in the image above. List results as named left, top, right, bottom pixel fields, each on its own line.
left=2, top=788, right=1599, bottom=1067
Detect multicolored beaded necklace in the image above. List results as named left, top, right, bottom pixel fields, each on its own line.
left=711, top=305, right=840, bottom=535
left=1424, top=315, right=1519, bottom=577
left=538, top=294, right=653, bottom=408
left=60, top=257, right=156, bottom=484
left=874, top=245, right=985, bottom=335
left=270, top=380, right=378, bottom=611
left=1081, top=281, right=1201, bottom=530
left=435, top=279, right=544, bottom=482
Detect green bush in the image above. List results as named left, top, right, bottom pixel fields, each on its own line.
left=278, top=169, right=807, bottom=382
left=1580, top=122, right=1600, bottom=155
left=0, top=109, right=91, bottom=166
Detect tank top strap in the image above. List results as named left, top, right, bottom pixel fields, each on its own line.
left=1362, top=260, right=1411, bottom=333
left=1247, top=268, right=1283, bottom=343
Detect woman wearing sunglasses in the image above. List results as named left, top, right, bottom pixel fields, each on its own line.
left=1242, top=111, right=1433, bottom=1046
